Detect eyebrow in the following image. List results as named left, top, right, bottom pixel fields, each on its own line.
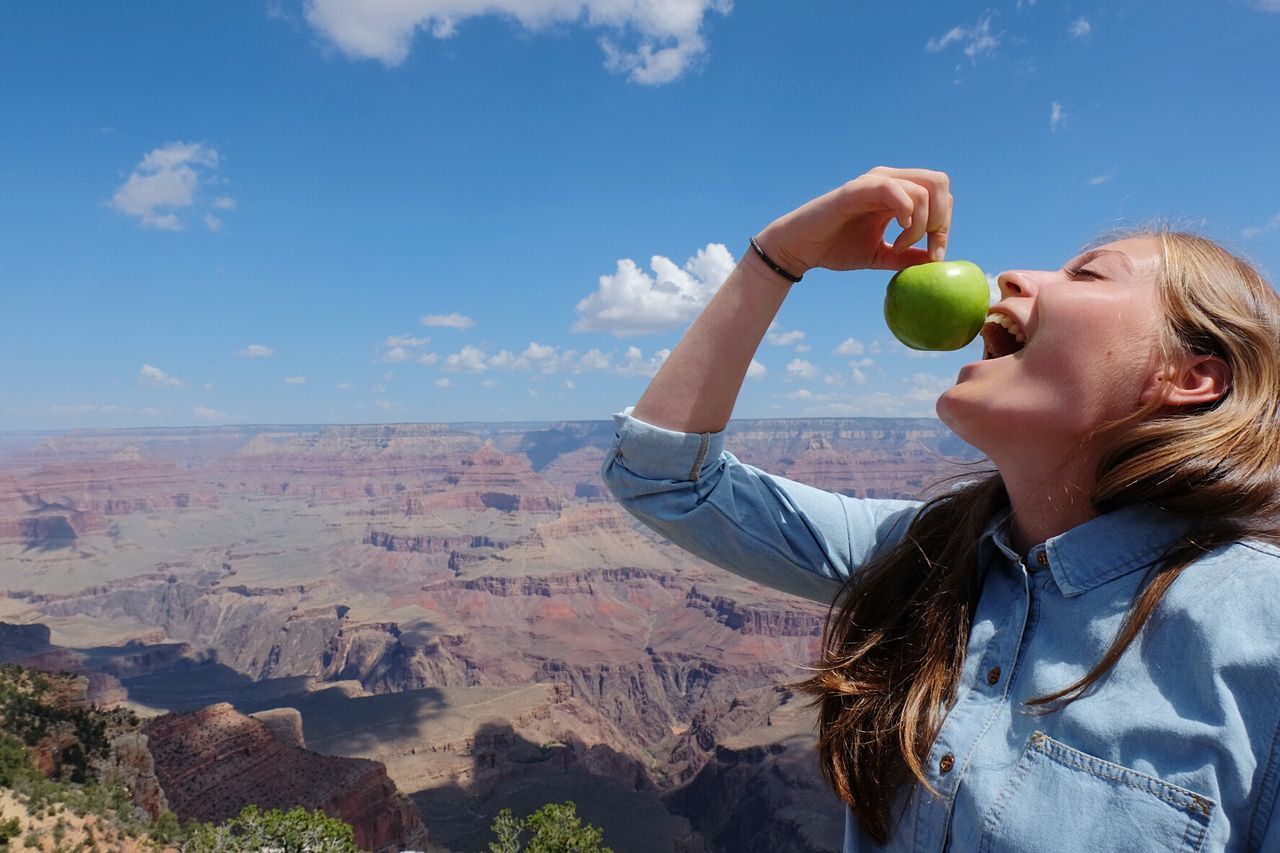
left=1067, top=249, right=1134, bottom=272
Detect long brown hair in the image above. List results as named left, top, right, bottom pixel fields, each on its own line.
left=794, top=232, right=1280, bottom=843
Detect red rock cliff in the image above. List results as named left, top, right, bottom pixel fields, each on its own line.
left=142, top=703, right=429, bottom=853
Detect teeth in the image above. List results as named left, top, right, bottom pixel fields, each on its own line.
left=985, top=312, right=1027, bottom=343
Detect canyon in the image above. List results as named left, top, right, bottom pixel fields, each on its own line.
left=0, top=418, right=981, bottom=851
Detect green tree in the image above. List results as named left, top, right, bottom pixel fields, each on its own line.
left=181, top=805, right=360, bottom=852
left=487, top=801, right=611, bottom=853
left=0, top=734, right=32, bottom=787
left=149, top=809, right=183, bottom=845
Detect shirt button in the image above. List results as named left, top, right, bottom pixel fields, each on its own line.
left=1037, top=551, right=1049, bottom=567
left=939, top=753, right=955, bottom=773
left=987, top=666, right=1001, bottom=685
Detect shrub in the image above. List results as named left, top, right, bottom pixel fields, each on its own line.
left=488, top=801, right=611, bottom=853
left=181, top=805, right=360, bottom=852
left=0, top=816, right=24, bottom=842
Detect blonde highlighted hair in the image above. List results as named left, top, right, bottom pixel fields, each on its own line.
left=794, top=231, right=1280, bottom=844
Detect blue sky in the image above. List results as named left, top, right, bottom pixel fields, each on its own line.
left=3, top=1, right=1279, bottom=429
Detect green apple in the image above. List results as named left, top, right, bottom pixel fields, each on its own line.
left=883, top=260, right=990, bottom=351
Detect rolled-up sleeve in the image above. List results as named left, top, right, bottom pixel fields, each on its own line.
left=601, top=411, right=921, bottom=604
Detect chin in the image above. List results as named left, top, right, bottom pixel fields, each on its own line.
left=935, top=386, right=995, bottom=454
left=935, top=385, right=963, bottom=429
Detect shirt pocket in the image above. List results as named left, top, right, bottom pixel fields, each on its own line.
left=977, top=731, right=1215, bottom=853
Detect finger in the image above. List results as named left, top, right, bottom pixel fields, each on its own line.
left=871, top=169, right=952, bottom=257
left=865, top=178, right=915, bottom=234
left=928, top=192, right=953, bottom=261
left=869, top=243, right=931, bottom=271
left=868, top=167, right=951, bottom=196
left=891, top=181, right=930, bottom=253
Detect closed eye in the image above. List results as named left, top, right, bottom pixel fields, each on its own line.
left=1064, top=264, right=1102, bottom=280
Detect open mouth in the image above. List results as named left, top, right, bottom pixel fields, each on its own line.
left=981, top=312, right=1027, bottom=360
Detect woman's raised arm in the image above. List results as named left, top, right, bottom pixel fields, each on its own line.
left=632, top=167, right=953, bottom=434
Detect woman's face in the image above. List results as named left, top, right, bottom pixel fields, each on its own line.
left=936, top=237, right=1168, bottom=464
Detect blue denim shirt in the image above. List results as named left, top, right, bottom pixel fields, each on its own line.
left=603, top=412, right=1280, bottom=852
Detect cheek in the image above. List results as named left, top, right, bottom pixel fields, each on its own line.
left=1030, top=325, right=1159, bottom=413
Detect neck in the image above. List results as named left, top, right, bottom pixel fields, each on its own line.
left=994, top=451, right=1100, bottom=560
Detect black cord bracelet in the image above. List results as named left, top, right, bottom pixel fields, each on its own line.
left=749, top=236, right=803, bottom=284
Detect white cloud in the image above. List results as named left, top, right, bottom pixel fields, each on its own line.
left=786, top=389, right=813, bottom=400
left=579, top=348, right=612, bottom=371
left=337, top=382, right=354, bottom=391
left=204, top=214, right=223, bottom=232
left=786, top=358, right=819, bottom=381
left=563, top=379, right=576, bottom=390
left=434, top=378, right=454, bottom=389
left=766, top=327, right=807, bottom=348
left=1249, top=0, right=1280, bottom=9
left=374, top=399, right=401, bottom=412
left=746, top=359, right=766, bottom=380
left=985, top=273, right=1002, bottom=306
left=575, top=242, right=735, bottom=336
left=417, top=352, right=440, bottom=365
left=615, top=346, right=671, bottom=378
left=303, top=0, right=732, bottom=85
left=420, top=312, right=476, bottom=329
left=487, top=350, right=519, bottom=370
left=194, top=405, right=226, bottom=419
left=907, top=372, right=954, bottom=402
left=443, top=344, right=492, bottom=373
left=285, top=375, right=307, bottom=385
left=481, top=379, right=501, bottom=389
left=51, top=403, right=170, bottom=417
left=926, top=13, right=999, bottom=60
left=834, top=337, right=865, bottom=357
left=111, top=142, right=220, bottom=231
left=381, top=346, right=412, bottom=363
left=1050, top=101, right=1067, bottom=132
left=439, top=341, right=668, bottom=377
left=1068, top=16, right=1091, bottom=37
left=1243, top=213, right=1280, bottom=239
left=238, top=344, right=275, bottom=358
left=212, top=196, right=237, bottom=210
left=1088, top=174, right=1110, bottom=186
left=383, top=334, right=430, bottom=347
left=139, top=364, right=185, bottom=388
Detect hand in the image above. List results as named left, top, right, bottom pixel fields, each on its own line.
left=754, top=167, right=953, bottom=276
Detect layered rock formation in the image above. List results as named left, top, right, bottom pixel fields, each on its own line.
left=0, top=417, right=980, bottom=852
left=0, top=665, right=167, bottom=820
left=143, top=703, right=429, bottom=853
left=0, top=460, right=217, bottom=551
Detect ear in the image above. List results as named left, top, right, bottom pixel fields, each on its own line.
left=1140, top=354, right=1232, bottom=408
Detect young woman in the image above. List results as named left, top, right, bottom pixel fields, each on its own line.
left=602, top=167, right=1280, bottom=851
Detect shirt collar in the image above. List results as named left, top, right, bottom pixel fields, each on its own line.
left=980, top=503, right=1194, bottom=598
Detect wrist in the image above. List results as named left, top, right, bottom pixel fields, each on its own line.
left=748, top=234, right=806, bottom=284
left=752, top=228, right=810, bottom=279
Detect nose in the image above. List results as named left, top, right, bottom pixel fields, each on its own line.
left=996, top=270, right=1037, bottom=300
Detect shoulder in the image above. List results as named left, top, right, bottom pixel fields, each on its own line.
left=1161, top=538, right=1280, bottom=676
left=1176, top=538, right=1280, bottom=608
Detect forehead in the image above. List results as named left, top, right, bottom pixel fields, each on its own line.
left=1077, top=237, right=1163, bottom=278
